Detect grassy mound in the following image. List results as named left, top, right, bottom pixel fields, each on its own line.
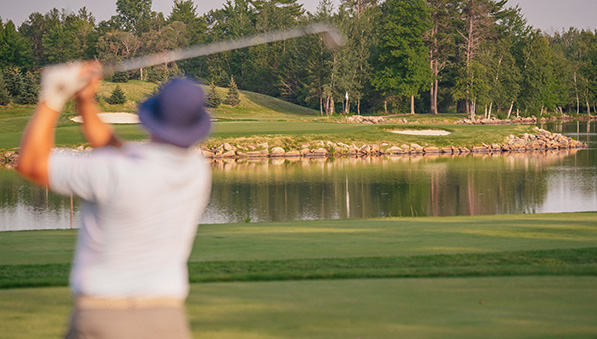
left=0, top=80, right=554, bottom=152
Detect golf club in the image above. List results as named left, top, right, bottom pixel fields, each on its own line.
left=102, top=23, right=346, bottom=76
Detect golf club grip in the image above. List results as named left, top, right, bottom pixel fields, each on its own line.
left=103, top=23, right=345, bottom=76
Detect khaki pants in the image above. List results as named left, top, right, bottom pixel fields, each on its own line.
left=65, top=298, right=191, bottom=339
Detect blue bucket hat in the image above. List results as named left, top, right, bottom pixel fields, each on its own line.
left=138, top=78, right=211, bottom=148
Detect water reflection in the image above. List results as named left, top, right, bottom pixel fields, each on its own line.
left=206, top=148, right=590, bottom=224
left=0, top=172, right=76, bottom=231
left=1, top=121, right=595, bottom=231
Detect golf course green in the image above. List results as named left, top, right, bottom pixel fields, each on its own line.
left=1, top=213, right=596, bottom=337
left=1, top=81, right=596, bottom=338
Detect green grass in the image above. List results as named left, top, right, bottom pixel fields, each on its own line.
left=0, top=80, right=540, bottom=152
left=2, top=248, right=596, bottom=289
left=1, top=212, right=596, bottom=337
left=96, top=81, right=318, bottom=119
left=1, top=213, right=596, bottom=287
left=1, top=277, right=596, bottom=338
left=208, top=121, right=534, bottom=149
left=388, top=112, right=467, bottom=124
left=186, top=276, right=597, bottom=338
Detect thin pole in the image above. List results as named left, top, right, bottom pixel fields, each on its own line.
left=70, top=195, right=73, bottom=229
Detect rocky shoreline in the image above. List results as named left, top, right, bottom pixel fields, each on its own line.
left=456, top=114, right=597, bottom=125
left=0, top=128, right=587, bottom=169
left=198, top=128, right=586, bottom=159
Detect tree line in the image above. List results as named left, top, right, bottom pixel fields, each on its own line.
left=0, top=0, right=596, bottom=117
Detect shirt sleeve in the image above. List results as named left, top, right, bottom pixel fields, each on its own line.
left=49, top=149, right=119, bottom=203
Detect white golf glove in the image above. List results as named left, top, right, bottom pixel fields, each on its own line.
left=39, top=62, right=90, bottom=112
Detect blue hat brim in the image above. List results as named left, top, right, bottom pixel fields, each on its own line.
left=138, top=96, right=211, bottom=148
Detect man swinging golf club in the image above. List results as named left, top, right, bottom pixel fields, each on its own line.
left=17, top=61, right=212, bottom=338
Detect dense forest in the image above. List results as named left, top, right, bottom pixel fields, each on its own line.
left=0, top=0, right=596, bottom=117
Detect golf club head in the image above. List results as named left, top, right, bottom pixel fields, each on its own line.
left=321, top=27, right=347, bottom=50
left=306, top=23, right=347, bottom=50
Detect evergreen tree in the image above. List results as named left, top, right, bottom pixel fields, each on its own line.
left=372, top=0, right=431, bottom=114
left=167, top=0, right=208, bottom=78
left=3, top=67, right=23, bottom=98
left=0, top=20, right=34, bottom=70
left=116, top=0, right=153, bottom=34
left=0, top=73, right=11, bottom=105
left=107, top=85, right=127, bottom=104
left=168, top=0, right=199, bottom=25
left=224, top=76, right=241, bottom=106
left=207, top=82, right=222, bottom=108
left=19, top=9, right=62, bottom=66
left=17, top=71, right=39, bottom=105
left=111, top=71, right=130, bottom=83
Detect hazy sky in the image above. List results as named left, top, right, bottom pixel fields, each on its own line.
left=1, top=0, right=596, bottom=32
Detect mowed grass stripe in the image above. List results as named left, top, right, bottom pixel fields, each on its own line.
left=2, top=213, right=597, bottom=265
left=2, top=247, right=596, bottom=289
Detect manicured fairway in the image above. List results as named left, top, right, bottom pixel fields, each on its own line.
left=2, top=213, right=597, bottom=288
left=3, top=213, right=596, bottom=266
left=1, top=212, right=596, bottom=337
left=1, top=277, right=596, bottom=338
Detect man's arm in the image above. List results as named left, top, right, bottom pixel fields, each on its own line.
left=15, top=103, right=61, bottom=187
left=75, top=64, right=123, bottom=149
left=16, top=62, right=97, bottom=187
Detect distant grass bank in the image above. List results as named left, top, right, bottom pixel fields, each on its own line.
left=207, top=121, right=534, bottom=149
left=0, top=80, right=541, bottom=151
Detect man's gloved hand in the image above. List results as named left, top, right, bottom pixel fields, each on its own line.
left=39, top=62, right=91, bottom=112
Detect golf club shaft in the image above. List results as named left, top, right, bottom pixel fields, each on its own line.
left=103, top=23, right=345, bottom=76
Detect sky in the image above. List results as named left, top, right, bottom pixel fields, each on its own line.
left=0, top=0, right=596, bottom=33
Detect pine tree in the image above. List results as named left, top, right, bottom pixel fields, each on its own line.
left=207, top=82, right=222, bottom=108
left=17, top=71, right=40, bottom=105
left=3, top=67, right=23, bottom=98
left=107, top=85, right=127, bottom=104
left=224, top=76, right=240, bottom=106
left=372, top=0, right=431, bottom=114
left=0, top=73, right=11, bottom=105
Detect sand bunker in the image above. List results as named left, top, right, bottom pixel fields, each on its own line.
left=390, top=129, right=452, bottom=136
left=70, top=113, right=139, bottom=124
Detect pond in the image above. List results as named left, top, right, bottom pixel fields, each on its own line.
left=1, top=121, right=595, bottom=231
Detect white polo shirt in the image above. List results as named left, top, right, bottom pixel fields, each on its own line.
left=49, top=142, right=211, bottom=299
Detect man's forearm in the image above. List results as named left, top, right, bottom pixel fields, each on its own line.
left=77, top=98, right=122, bottom=149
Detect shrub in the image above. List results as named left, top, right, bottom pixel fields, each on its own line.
left=145, top=65, right=182, bottom=84
left=206, top=82, right=221, bottom=108
left=224, top=76, right=240, bottom=106
left=111, top=71, right=130, bottom=83
left=106, top=85, right=127, bottom=104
